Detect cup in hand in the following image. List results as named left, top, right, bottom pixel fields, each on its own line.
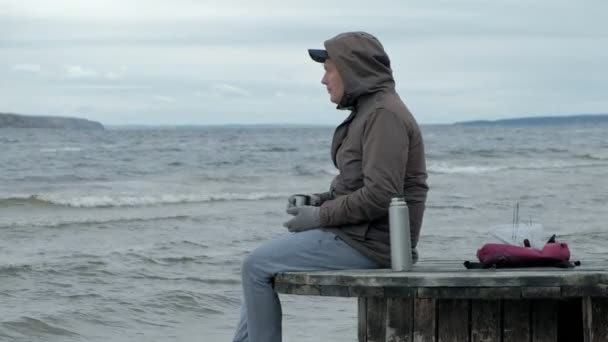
left=293, top=194, right=311, bottom=207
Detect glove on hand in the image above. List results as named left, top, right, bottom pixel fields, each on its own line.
left=283, top=206, right=321, bottom=232
left=286, top=194, right=322, bottom=212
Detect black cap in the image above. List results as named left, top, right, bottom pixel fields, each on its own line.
left=308, top=49, right=329, bottom=63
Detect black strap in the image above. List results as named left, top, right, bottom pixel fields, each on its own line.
left=464, top=260, right=581, bottom=269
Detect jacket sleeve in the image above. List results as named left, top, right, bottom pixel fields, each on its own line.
left=319, top=109, right=408, bottom=226
left=314, top=191, right=333, bottom=205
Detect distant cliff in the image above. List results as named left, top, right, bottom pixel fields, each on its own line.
left=0, top=112, right=104, bottom=129
left=456, top=114, right=608, bottom=126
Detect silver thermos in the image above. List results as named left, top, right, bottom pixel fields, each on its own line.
left=389, top=196, right=413, bottom=271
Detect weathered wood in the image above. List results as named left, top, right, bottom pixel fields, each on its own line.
left=273, top=283, right=320, bottom=296
left=366, top=297, right=386, bottom=342
left=319, top=285, right=350, bottom=297
left=503, top=299, right=531, bottom=342
left=385, top=297, right=414, bottom=342
left=521, top=287, right=561, bottom=298
left=563, top=284, right=608, bottom=297
left=583, top=297, right=591, bottom=342
left=417, top=287, right=520, bottom=299
left=470, top=300, right=500, bottom=342
left=583, top=297, right=608, bottom=342
left=437, top=299, right=469, bottom=342
left=274, top=264, right=608, bottom=293
left=351, top=286, right=385, bottom=297
left=272, top=260, right=608, bottom=341
left=413, top=298, right=436, bottom=342
left=358, top=297, right=367, bottom=342
left=384, top=286, right=417, bottom=298
left=531, top=299, right=558, bottom=342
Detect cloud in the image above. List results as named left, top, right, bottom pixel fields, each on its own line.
left=154, top=95, right=176, bottom=103
left=1, top=0, right=607, bottom=125
left=65, top=65, right=99, bottom=79
left=12, top=64, right=41, bottom=73
left=211, top=83, right=251, bottom=97
left=64, top=65, right=123, bottom=80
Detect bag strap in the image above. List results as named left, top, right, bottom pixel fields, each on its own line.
left=464, top=260, right=581, bottom=269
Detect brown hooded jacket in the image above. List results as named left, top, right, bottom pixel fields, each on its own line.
left=315, top=32, right=429, bottom=267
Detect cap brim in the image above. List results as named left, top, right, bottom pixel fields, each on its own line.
left=308, top=49, right=328, bottom=63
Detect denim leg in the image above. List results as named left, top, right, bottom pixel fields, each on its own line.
left=232, top=298, right=248, bottom=342
left=233, top=229, right=379, bottom=342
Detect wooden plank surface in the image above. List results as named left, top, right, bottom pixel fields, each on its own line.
left=583, top=297, right=608, bottom=342
left=531, top=299, right=558, bottom=342
left=358, top=297, right=367, bottom=342
left=437, top=299, right=469, bottom=342
left=413, top=298, right=436, bottom=342
left=274, top=260, right=608, bottom=298
left=275, top=262, right=608, bottom=291
left=503, top=299, right=531, bottom=342
left=385, top=297, right=414, bottom=342
left=521, top=287, right=561, bottom=298
left=470, top=300, right=500, bottom=342
left=276, top=271, right=608, bottom=288
left=417, top=287, right=521, bottom=299
left=366, top=297, right=386, bottom=342
left=591, top=298, right=608, bottom=342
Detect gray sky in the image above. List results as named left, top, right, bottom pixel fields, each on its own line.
left=2, top=0, right=607, bottom=125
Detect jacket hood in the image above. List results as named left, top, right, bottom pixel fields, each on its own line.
left=323, top=32, right=395, bottom=109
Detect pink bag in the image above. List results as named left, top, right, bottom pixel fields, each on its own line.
left=464, top=235, right=580, bottom=269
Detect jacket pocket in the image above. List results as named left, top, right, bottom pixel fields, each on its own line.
left=343, top=222, right=370, bottom=242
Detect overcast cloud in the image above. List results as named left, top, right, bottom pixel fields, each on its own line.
left=1, top=0, right=607, bottom=125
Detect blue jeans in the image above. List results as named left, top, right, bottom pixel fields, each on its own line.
left=233, top=229, right=379, bottom=342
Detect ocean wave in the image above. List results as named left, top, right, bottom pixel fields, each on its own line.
left=447, top=148, right=498, bottom=157
left=429, top=160, right=608, bottom=174
left=0, top=214, right=192, bottom=229
left=11, top=174, right=109, bottom=183
left=258, top=147, right=298, bottom=152
left=428, top=164, right=506, bottom=174
left=0, top=317, right=79, bottom=337
left=39, top=147, right=82, bottom=153
left=573, top=153, right=608, bottom=161
left=446, top=147, right=569, bottom=157
left=293, top=165, right=338, bottom=177
left=428, top=205, right=476, bottom=210
left=116, top=251, right=211, bottom=267
left=0, top=192, right=288, bottom=208
left=0, top=264, right=33, bottom=275
left=148, top=291, right=239, bottom=315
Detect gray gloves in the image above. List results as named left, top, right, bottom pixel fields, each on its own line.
left=283, top=206, right=321, bottom=232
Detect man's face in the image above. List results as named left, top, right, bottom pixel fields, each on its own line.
left=321, top=59, right=345, bottom=104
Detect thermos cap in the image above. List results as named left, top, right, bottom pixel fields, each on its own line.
left=390, top=196, right=406, bottom=204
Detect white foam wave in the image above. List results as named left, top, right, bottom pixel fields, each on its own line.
left=428, top=163, right=505, bottom=174
left=0, top=215, right=191, bottom=229
left=429, top=159, right=608, bottom=174
left=32, top=192, right=289, bottom=208
left=40, top=147, right=82, bottom=153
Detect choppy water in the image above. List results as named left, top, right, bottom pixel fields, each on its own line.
left=1, top=123, right=607, bottom=341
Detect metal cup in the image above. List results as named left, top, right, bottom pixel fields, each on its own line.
left=293, top=194, right=310, bottom=206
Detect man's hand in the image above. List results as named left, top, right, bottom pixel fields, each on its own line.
left=283, top=206, right=321, bottom=232
left=286, top=194, right=322, bottom=212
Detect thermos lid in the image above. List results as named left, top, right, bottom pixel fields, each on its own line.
left=390, top=195, right=406, bottom=204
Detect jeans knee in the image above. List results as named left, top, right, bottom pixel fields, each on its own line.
left=241, top=248, right=271, bottom=283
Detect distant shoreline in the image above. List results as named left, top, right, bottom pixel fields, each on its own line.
left=3, top=112, right=607, bottom=129
left=455, top=114, right=608, bottom=126
left=0, top=112, right=104, bottom=129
